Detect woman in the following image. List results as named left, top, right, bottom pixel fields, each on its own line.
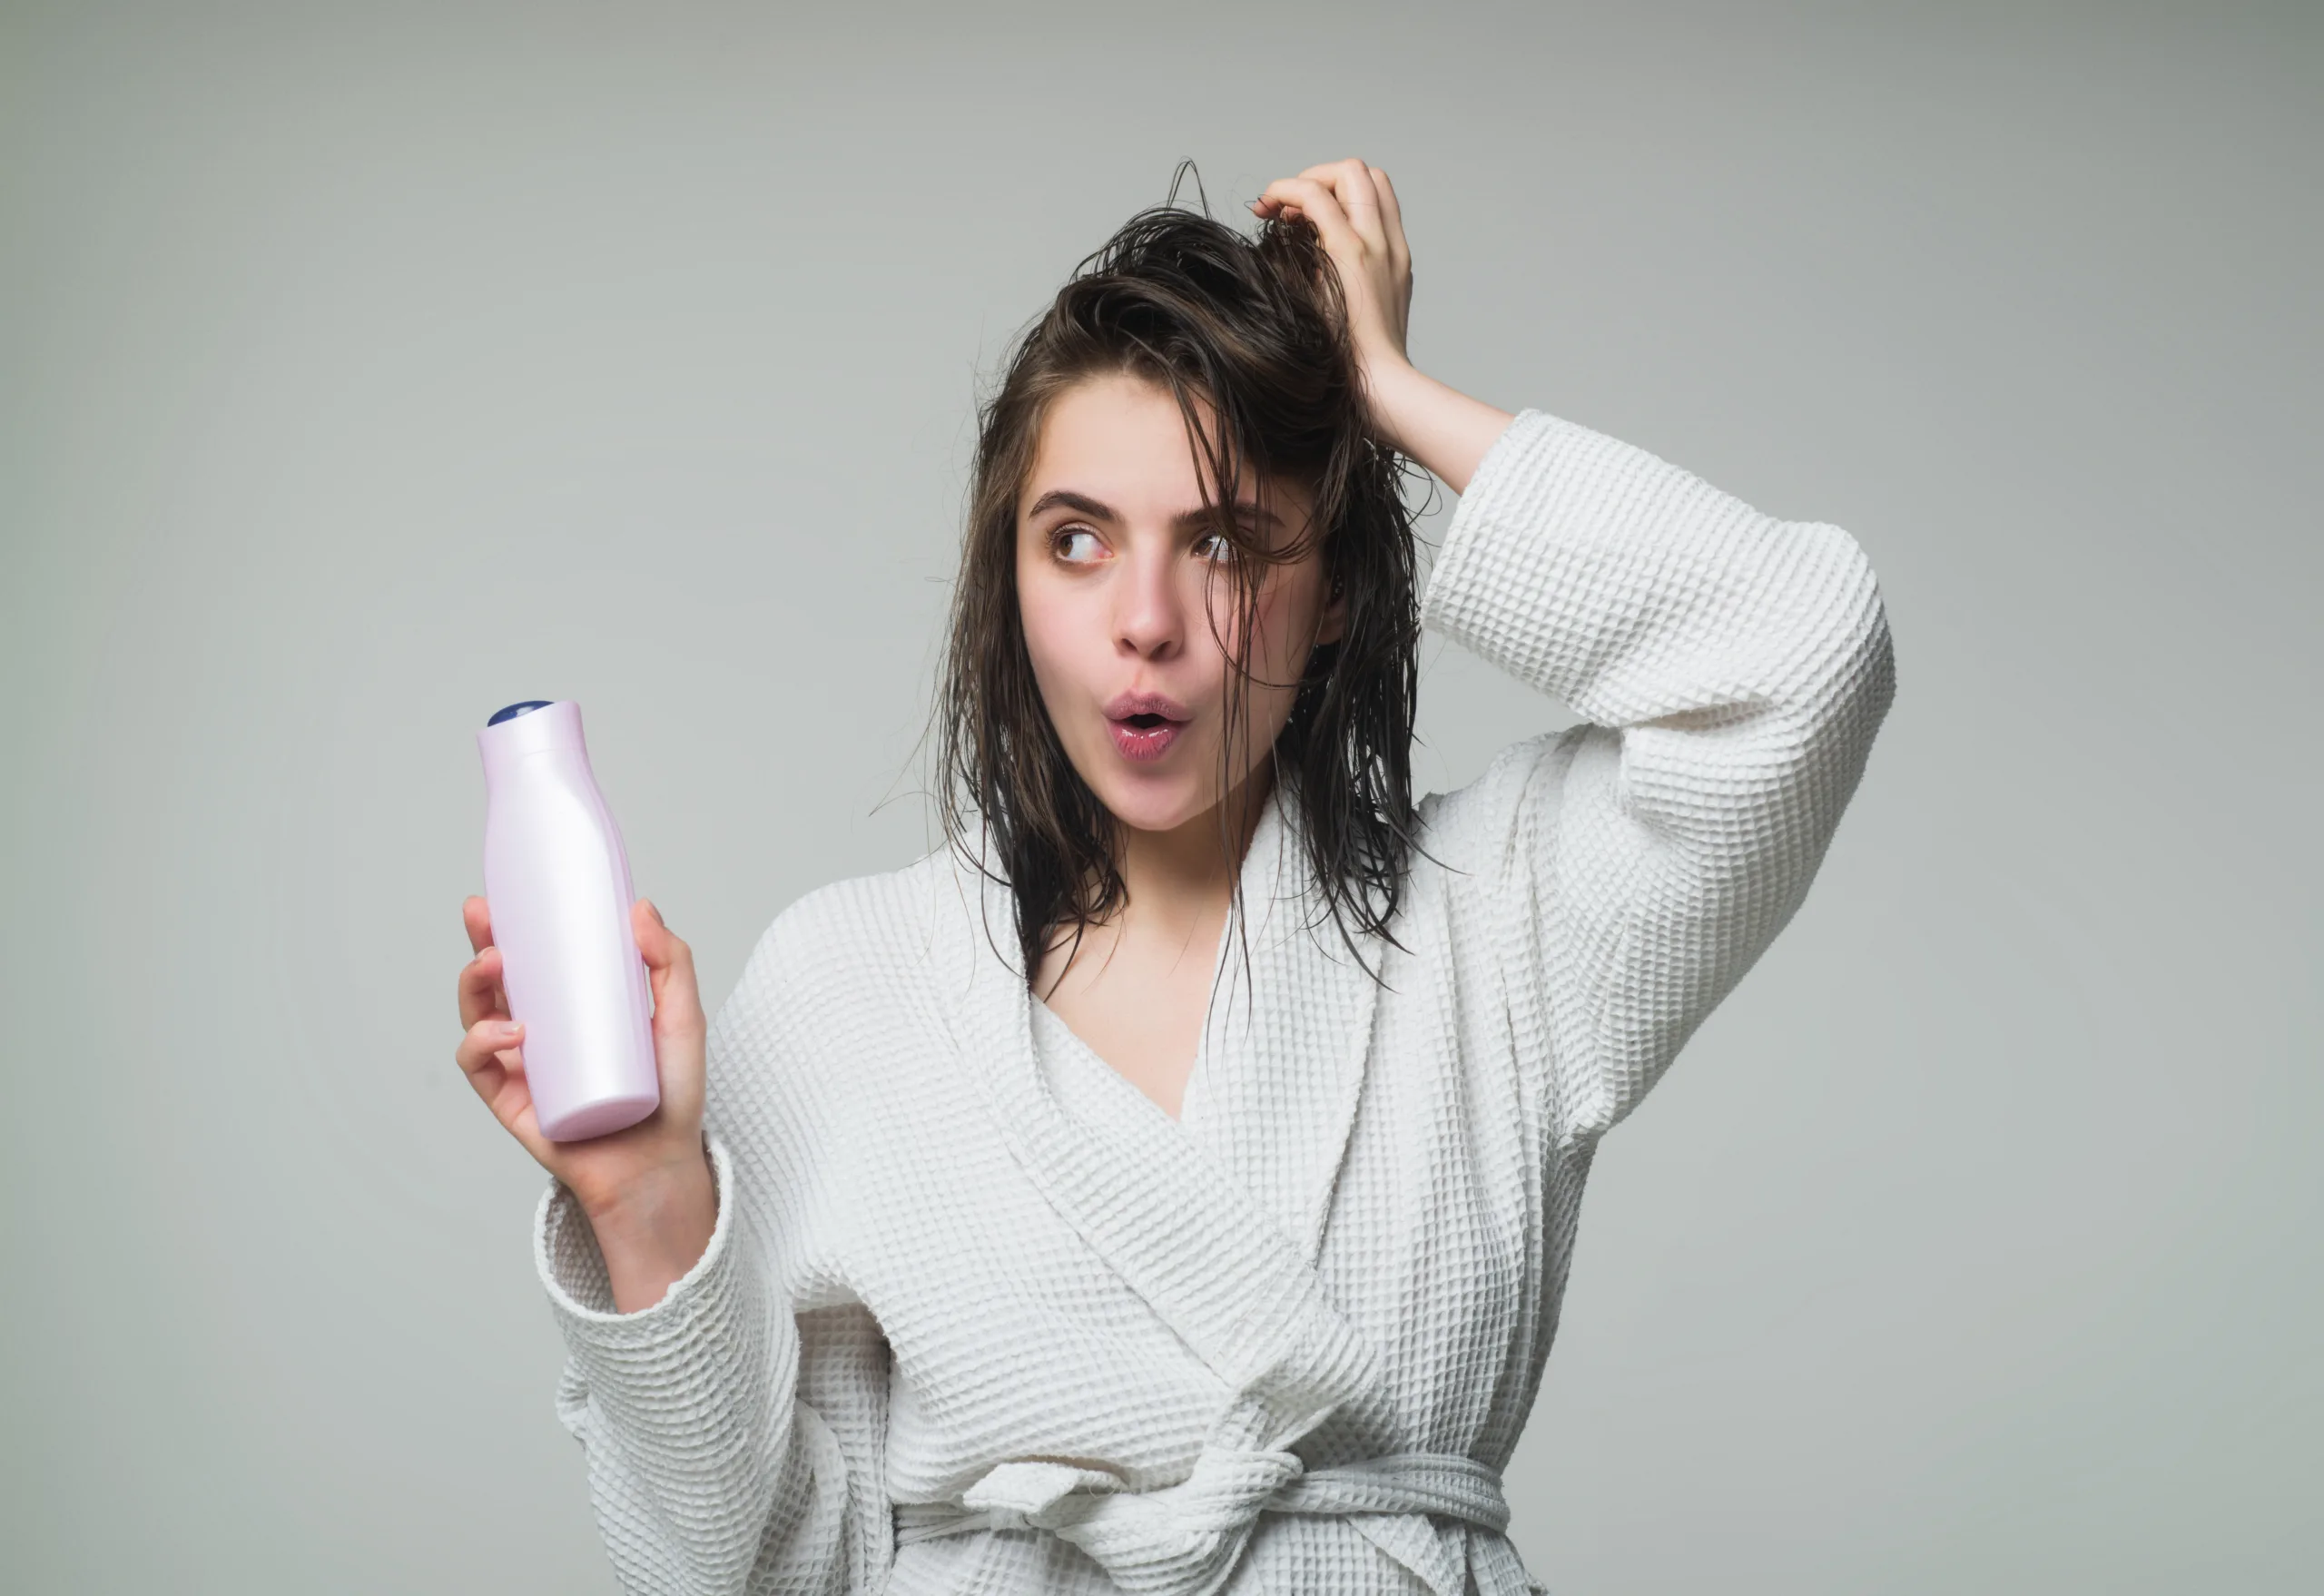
left=454, top=160, right=1895, bottom=1596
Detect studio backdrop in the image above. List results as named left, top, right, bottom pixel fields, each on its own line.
left=4, top=3, right=2317, bottom=1592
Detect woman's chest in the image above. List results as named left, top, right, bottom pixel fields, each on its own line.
left=813, top=946, right=1553, bottom=1488
left=1030, top=907, right=1227, bottom=1124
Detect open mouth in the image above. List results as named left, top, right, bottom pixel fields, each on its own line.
left=1107, top=713, right=1183, bottom=763
left=1102, top=690, right=1190, bottom=763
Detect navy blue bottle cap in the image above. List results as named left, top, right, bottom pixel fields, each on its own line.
left=487, top=700, right=556, bottom=727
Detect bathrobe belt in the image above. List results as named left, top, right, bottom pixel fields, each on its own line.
left=893, top=1448, right=1511, bottom=1596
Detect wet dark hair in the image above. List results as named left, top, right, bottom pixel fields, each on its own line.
left=934, top=171, right=1423, bottom=995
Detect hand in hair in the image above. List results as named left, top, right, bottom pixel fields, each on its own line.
left=1252, top=161, right=1413, bottom=395
left=1253, top=160, right=1512, bottom=494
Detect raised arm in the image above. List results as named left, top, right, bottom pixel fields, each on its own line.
left=1258, top=161, right=1896, bottom=1139
left=1415, top=408, right=1893, bottom=1137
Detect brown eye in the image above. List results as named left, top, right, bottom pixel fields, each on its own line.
left=1054, top=528, right=1102, bottom=563
left=1196, top=531, right=1237, bottom=564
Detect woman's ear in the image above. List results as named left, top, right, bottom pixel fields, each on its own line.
left=1316, top=570, right=1349, bottom=645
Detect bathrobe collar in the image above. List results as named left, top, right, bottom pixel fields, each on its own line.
left=929, top=779, right=1386, bottom=1448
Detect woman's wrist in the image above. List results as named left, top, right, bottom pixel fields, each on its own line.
left=1362, top=359, right=1515, bottom=496
left=582, top=1146, right=719, bottom=1315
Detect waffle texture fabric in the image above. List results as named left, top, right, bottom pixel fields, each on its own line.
left=533, top=407, right=1896, bottom=1595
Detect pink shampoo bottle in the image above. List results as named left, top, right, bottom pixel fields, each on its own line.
left=477, top=700, right=660, bottom=1140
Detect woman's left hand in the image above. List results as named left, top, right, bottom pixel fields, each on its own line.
left=1252, top=160, right=1414, bottom=401
left=1254, top=160, right=1514, bottom=493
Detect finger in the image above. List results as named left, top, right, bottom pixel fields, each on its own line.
left=1256, top=176, right=1366, bottom=264
left=1296, top=159, right=1389, bottom=255
left=452, top=1019, right=562, bottom=1167
left=1369, top=166, right=1410, bottom=279
left=457, top=943, right=509, bottom=1030
left=633, top=900, right=707, bottom=1042
left=455, top=1016, right=526, bottom=1083
left=463, top=895, right=493, bottom=956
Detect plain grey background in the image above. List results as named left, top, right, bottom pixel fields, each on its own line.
left=4, top=2, right=2316, bottom=1591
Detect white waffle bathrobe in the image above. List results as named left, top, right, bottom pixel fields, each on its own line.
left=533, top=409, right=1896, bottom=1596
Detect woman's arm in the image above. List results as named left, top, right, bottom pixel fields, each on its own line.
left=460, top=902, right=880, bottom=1592
left=1261, top=162, right=1896, bottom=1138
left=1414, top=409, right=1894, bottom=1137
left=529, top=967, right=894, bottom=1594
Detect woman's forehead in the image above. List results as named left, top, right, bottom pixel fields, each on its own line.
left=1020, top=374, right=1312, bottom=523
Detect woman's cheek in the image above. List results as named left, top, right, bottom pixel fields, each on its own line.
left=1248, top=579, right=1316, bottom=686
left=1019, top=600, right=1086, bottom=748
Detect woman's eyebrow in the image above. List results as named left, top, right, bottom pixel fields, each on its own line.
left=1173, top=501, right=1281, bottom=533
left=1026, top=488, right=1117, bottom=522
left=1024, top=488, right=1280, bottom=529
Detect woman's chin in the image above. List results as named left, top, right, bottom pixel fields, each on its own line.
left=1087, top=773, right=1211, bottom=836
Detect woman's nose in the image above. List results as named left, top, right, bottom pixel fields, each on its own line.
left=1112, top=547, right=1185, bottom=661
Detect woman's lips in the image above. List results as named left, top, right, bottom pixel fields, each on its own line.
left=1108, top=714, right=1182, bottom=763
left=1102, top=690, right=1190, bottom=764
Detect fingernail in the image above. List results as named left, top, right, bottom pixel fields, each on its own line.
left=496, top=1020, right=523, bottom=1039
left=645, top=901, right=665, bottom=925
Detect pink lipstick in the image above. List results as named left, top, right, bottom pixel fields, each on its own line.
left=1103, top=690, right=1189, bottom=764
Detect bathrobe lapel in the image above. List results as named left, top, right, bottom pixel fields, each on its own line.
left=1186, top=786, right=1385, bottom=1265
left=930, top=785, right=1384, bottom=1443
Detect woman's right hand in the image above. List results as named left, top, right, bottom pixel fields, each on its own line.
left=455, top=895, right=719, bottom=1312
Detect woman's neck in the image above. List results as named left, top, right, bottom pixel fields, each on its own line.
left=1033, top=759, right=1276, bottom=1003
left=1093, top=758, right=1270, bottom=950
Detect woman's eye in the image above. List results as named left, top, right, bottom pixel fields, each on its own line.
left=1196, top=532, right=1237, bottom=564
left=1053, top=528, right=1102, bottom=563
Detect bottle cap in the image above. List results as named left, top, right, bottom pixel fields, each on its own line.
left=487, top=700, right=555, bottom=727
left=478, top=699, right=588, bottom=773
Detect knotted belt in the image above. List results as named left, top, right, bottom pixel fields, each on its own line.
left=893, top=1447, right=1512, bottom=1596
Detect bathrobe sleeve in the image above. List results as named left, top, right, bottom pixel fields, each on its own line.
left=1419, top=408, right=1896, bottom=1143
left=534, top=1116, right=890, bottom=1592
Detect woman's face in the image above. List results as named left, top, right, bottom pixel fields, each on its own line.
left=1015, top=371, right=1344, bottom=839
